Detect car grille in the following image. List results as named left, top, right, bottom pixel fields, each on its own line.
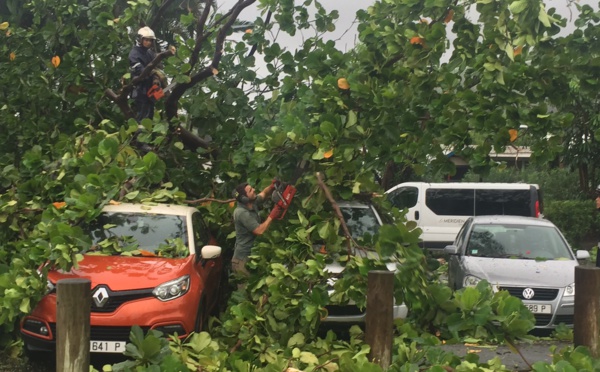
left=91, top=287, right=154, bottom=313
left=534, top=314, right=552, bottom=326
left=499, top=286, right=558, bottom=301
left=50, top=324, right=150, bottom=342
left=325, top=305, right=364, bottom=317
left=554, top=315, right=573, bottom=325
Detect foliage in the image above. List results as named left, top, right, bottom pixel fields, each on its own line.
left=2, top=0, right=600, bottom=370
left=544, top=200, right=599, bottom=249
left=462, top=166, right=586, bottom=202
left=531, top=345, right=600, bottom=371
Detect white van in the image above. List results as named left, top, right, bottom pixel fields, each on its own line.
left=385, top=182, right=543, bottom=250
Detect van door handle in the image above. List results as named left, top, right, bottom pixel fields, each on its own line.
left=415, top=211, right=419, bottom=220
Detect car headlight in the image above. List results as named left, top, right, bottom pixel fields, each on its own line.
left=564, top=282, right=575, bottom=297
left=152, top=275, right=190, bottom=301
left=46, top=280, right=55, bottom=295
left=463, top=275, right=482, bottom=287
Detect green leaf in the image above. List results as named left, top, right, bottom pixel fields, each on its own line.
left=19, top=298, right=30, bottom=313
left=538, top=8, right=551, bottom=27
left=346, top=111, right=357, bottom=127
left=509, top=0, right=527, bottom=14
left=287, top=333, right=305, bottom=347
left=318, top=221, right=330, bottom=239
left=300, top=351, right=319, bottom=365
left=505, top=44, right=514, bottom=61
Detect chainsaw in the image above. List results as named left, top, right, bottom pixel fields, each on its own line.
left=270, top=160, right=306, bottom=220
left=272, top=182, right=297, bottom=220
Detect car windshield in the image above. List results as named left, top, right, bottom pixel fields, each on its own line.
left=88, top=212, right=189, bottom=257
left=466, top=223, right=572, bottom=260
left=339, top=206, right=380, bottom=240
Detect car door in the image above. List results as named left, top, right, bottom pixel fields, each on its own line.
left=447, top=218, right=471, bottom=290
left=191, top=213, right=221, bottom=308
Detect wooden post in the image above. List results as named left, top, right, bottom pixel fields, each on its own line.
left=56, top=278, right=91, bottom=372
left=574, top=266, right=600, bottom=357
left=365, top=270, right=394, bottom=368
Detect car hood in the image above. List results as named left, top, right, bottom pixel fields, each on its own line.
left=463, top=257, right=578, bottom=287
left=47, top=254, right=194, bottom=291
left=325, top=249, right=397, bottom=274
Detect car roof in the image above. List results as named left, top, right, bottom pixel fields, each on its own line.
left=469, top=215, right=555, bottom=227
left=336, top=201, right=372, bottom=208
left=387, top=182, right=539, bottom=190
left=100, top=203, right=198, bottom=217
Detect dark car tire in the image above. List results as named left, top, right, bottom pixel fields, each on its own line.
left=23, top=346, right=55, bottom=370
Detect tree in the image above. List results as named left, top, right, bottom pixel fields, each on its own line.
left=1, top=0, right=598, bottom=368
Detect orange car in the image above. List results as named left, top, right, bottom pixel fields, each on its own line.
left=20, top=203, right=225, bottom=354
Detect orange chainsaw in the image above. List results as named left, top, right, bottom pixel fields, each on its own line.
left=272, top=182, right=297, bottom=219
left=270, top=160, right=306, bottom=219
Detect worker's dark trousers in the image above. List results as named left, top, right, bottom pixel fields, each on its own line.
left=134, top=97, right=155, bottom=122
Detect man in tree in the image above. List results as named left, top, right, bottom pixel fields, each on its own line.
left=231, top=180, right=283, bottom=282
left=129, top=26, right=164, bottom=122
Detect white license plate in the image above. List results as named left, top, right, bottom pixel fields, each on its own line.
left=526, top=303, right=552, bottom=314
left=90, top=340, right=126, bottom=353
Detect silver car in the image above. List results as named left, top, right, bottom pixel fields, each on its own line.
left=445, top=215, right=590, bottom=330
left=320, top=201, right=408, bottom=323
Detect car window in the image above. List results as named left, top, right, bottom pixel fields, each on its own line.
left=466, top=223, right=572, bottom=259
left=192, top=212, right=211, bottom=252
left=388, top=186, right=418, bottom=209
left=454, top=218, right=471, bottom=248
left=339, top=206, right=380, bottom=240
left=88, top=212, right=189, bottom=257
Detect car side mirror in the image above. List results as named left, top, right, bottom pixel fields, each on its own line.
left=196, top=245, right=222, bottom=265
left=444, top=245, right=459, bottom=255
left=576, top=250, right=590, bottom=260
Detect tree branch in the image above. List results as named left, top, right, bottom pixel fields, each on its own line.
left=189, top=0, right=215, bottom=70
left=316, top=172, right=353, bottom=255
left=184, top=197, right=234, bottom=204
left=165, top=0, right=256, bottom=119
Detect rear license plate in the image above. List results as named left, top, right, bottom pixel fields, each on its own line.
left=526, top=304, right=552, bottom=314
left=90, top=340, right=126, bottom=353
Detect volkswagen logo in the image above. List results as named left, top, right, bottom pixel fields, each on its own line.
left=92, top=287, right=110, bottom=307
left=522, top=288, right=535, bottom=300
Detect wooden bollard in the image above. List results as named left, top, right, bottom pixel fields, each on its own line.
left=365, top=270, right=394, bottom=368
left=574, top=266, right=600, bottom=357
left=56, top=278, right=91, bottom=372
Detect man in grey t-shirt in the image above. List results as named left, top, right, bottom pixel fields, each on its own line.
left=231, top=180, right=283, bottom=278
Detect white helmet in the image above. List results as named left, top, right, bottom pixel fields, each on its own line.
left=137, top=26, right=156, bottom=41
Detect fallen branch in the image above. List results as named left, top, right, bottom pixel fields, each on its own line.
left=185, top=197, right=234, bottom=205
left=315, top=172, right=353, bottom=255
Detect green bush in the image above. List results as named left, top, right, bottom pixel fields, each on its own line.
left=543, top=200, right=599, bottom=249
left=462, top=166, right=586, bottom=201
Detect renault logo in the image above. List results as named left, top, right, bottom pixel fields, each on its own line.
left=522, top=288, right=535, bottom=300
left=92, top=287, right=110, bottom=307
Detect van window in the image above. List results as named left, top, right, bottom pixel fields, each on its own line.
left=426, top=189, right=474, bottom=216
left=474, top=190, right=531, bottom=216
left=388, top=186, right=418, bottom=209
